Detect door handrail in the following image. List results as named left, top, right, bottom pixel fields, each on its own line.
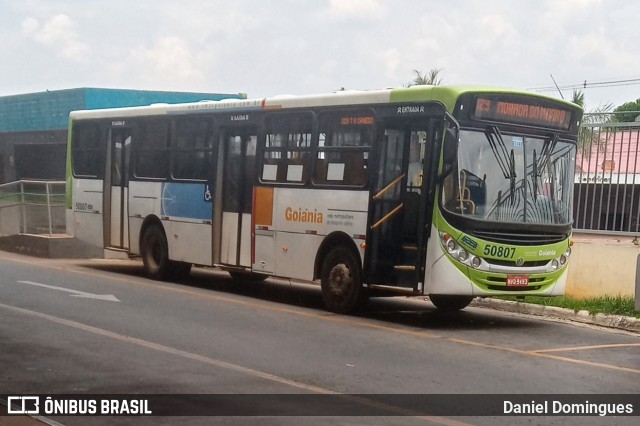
left=373, top=174, right=405, bottom=201
left=371, top=203, right=404, bottom=229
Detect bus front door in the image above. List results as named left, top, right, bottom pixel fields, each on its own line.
left=367, top=123, right=437, bottom=291
left=217, top=129, right=257, bottom=268
left=104, top=126, right=131, bottom=250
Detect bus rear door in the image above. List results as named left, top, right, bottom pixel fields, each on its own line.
left=216, top=127, right=258, bottom=268
left=104, top=125, right=131, bottom=250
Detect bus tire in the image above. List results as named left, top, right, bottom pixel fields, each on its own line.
left=429, top=295, right=474, bottom=312
left=321, top=246, right=366, bottom=314
left=141, top=223, right=172, bottom=281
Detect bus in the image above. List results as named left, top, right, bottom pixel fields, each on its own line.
left=66, top=85, right=583, bottom=313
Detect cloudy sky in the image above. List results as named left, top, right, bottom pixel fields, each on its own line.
left=1, top=0, right=639, bottom=110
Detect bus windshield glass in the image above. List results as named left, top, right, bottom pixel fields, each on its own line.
left=442, top=128, right=576, bottom=225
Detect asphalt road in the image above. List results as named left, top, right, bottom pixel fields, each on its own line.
left=0, top=250, right=638, bottom=426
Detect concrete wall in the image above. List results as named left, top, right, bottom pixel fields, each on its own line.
left=567, top=233, right=640, bottom=299
left=0, top=204, right=21, bottom=236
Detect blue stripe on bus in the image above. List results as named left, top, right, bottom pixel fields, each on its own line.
left=160, top=182, right=212, bottom=221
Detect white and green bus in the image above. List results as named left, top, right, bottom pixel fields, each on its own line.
left=66, top=86, right=582, bottom=313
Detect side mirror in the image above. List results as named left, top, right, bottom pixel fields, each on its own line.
left=442, top=127, right=458, bottom=165
left=437, top=127, right=458, bottom=182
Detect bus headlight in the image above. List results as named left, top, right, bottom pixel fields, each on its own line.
left=565, top=247, right=572, bottom=257
left=551, top=259, right=559, bottom=270
left=559, top=254, right=567, bottom=265
left=458, top=250, right=469, bottom=262
left=439, top=232, right=485, bottom=270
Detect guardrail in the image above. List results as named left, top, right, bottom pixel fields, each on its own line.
left=0, top=180, right=66, bottom=236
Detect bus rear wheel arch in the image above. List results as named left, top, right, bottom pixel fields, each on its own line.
left=320, top=246, right=368, bottom=314
left=429, top=295, right=474, bottom=312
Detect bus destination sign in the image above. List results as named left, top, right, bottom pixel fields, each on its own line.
left=473, top=97, right=573, bottom=130
left=340, top=116, right=375, bottom=126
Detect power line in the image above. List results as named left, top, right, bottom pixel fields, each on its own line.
left=528, top=77, right=640, bottom=93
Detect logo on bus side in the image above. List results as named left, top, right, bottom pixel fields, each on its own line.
left=285, top=207, right=324, bottom=224
left=460, top=235, right=478, bottom=250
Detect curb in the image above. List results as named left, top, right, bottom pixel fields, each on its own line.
left=471, top=298, right=640, bottom=334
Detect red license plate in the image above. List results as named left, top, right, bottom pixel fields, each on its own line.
left=506, top=275, right=529, bottom=287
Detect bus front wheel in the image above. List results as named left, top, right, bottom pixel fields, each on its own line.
left=320, top=247, right=367, bottom=314
left=429, top=295, right=474, bottom=312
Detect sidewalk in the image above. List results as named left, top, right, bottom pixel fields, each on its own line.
left=471, top=298, right=640, bottom=334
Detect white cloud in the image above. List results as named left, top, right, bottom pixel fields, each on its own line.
left=21, top=14, right=90, bottom=61
left=327, top=0, right=385, bottom=20
left=130, top=37, right=205, bottom=90
left=567, top=31, right=640, bottom=72
left=470, top=14, right=519, bottom=51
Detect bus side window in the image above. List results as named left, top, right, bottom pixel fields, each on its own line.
left=261, top=113, right=313, bottom=184
left=314, top=110, right=373, bottom=187
left=72, top=121, right=106, bottom=178
left=134, top=119, right=170, bottom=179
left=173, top=118, right=214, bottom=181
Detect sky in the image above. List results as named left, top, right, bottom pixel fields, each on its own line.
left=1, top=0, right=639, bottom=111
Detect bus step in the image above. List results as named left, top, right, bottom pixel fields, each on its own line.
left=394, top=265, right=416, bottom=271
left=402, top=244, right=418, bottom=251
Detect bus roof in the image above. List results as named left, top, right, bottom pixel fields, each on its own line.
left=69, top=85, right=581, bottom=120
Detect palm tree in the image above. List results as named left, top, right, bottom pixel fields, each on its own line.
left=574, top=89, right=613, bottom=156
left=408, top=68, right=443, bottom=86
left=571, top=89, right=585, bottom=107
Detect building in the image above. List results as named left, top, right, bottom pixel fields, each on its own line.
left=574, top=126, right=640, bottom=232
left=0, top=88, right=246, bottom=183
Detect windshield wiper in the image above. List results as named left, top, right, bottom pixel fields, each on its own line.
left=485, top=126, right=517, bottom=202
left=532, top=134, right=558, bottom=201
left=536, top=134, right=558, bottom=176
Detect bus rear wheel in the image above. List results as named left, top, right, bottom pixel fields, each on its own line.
left=429, top=295, right=474, bottom=312
left=141, top=223, right=172, bottom=281
left=321, top=247, right=367, bottom=314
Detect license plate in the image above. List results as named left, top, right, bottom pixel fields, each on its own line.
left=506, top=275, right=529, bottom=287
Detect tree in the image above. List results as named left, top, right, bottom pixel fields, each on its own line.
left=408, top=68, right=443, bottom=87
left=574, top=89, right=614, bottom=156
left=612, top=98, right=640, bottom=122
left=571, top=89, right=585, bottom=107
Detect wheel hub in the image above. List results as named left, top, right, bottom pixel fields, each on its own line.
left=328, top=263, right=351, bottom=296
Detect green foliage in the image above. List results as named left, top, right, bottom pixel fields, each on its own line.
left=499, top=295, right=640, bottom=318
left=571, top=89, right=585, bottom=107
left=408, top=68, right=443, bottom=87
left=612, top=98, right=640, bottom=122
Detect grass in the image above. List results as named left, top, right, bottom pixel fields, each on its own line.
left=497, top=295, right=640, bottom=319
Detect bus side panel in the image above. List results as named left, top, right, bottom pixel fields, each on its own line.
left=164, top=220, right=212, bottom=266
left=271, top=188, right=369, bottom=281
left=72, top=178, right=104, bottom=249
left=129, top=181, right=161, bottom=255
left=129, top=181, right=213, bottom=266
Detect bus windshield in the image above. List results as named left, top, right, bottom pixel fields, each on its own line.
left=442, top=128, right=576, bottom=225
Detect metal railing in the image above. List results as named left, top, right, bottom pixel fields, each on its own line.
left=574, top=119, right=640, bottom=235
left=0, top=180, right=66, bottom=236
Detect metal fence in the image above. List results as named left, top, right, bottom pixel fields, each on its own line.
left=0, top=180, right=66, bottom=236
left=574, top=117, right=640, bottom=235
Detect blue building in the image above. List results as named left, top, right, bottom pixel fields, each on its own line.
left=0, top=88, right=246, bottom=183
